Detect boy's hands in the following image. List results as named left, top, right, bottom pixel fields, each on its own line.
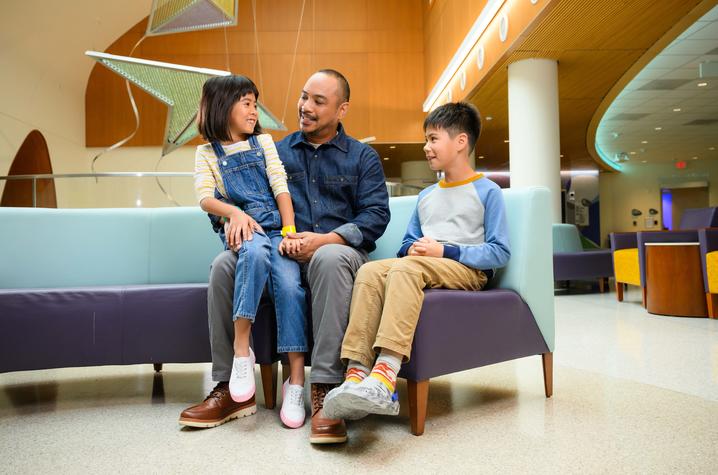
left=226, top=209, right=263, bottom=251
left=408, top=237, right=444, bottom=258
left=278, top=236, right=302, bottom=256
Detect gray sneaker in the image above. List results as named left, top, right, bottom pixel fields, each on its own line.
left=324, top=377, right=399, bottom=417
left=322, top=380, right=370, bottom=420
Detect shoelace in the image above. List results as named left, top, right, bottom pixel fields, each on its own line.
left=311, top=385, right=329, bottom=413
left=234, top=357, right=250, bottom=380
left=287, top=386, right=303, bottom=406
left=204, top=383, right=228, bottom=402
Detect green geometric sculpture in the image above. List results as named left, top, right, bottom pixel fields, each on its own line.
left=146, top=0, right=238, bottom=36
left=86, top=51, right=286, bottom=156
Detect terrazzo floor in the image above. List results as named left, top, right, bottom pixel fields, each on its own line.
left=2, top=287, right=717, bottom=473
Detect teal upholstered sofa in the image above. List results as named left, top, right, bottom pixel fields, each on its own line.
left=0, top=187, right=555, bottom=435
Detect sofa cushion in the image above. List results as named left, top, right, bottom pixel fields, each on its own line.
left=0, top=208, right=152, bottom=289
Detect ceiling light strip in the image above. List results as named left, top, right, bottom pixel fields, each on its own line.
left=422, top=0, right=506, bottom=112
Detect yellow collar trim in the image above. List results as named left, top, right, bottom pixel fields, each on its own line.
left=438, top=173, right=484, bottom=188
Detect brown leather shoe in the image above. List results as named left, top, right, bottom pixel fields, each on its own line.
left=179, top=382, right=256, bottom=428
left=309, top=383, right=347, bottom=444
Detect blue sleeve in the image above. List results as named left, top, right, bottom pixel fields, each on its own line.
left=450, top=186, right=511, bottom=270
left=397, top=204, right=424, bottom=257
left=333, top=146, right=390, bottom=251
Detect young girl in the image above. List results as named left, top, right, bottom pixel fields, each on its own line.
left=194, top=75, right=308, bottom=429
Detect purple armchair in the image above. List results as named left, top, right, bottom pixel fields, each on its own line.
left=552, top=224, right=613, bottom=292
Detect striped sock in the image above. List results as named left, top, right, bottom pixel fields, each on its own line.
left=369, top=353, right=402, bottom=393
left=345, top=361, right=370, bottom=384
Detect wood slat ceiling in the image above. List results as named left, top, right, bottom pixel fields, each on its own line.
left=467, top=0, right=710, bottom=172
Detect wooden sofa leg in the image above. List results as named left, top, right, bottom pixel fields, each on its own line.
left=615, top=282, right=624, bottom=301
left=407, top=379, right=429, bottom=436
left=707, top=293, right=718, bottom=319
left=542, top=353, right=553, bottom=398
left=599, top=278, right=605, bottom=293
left=153, top=363, right=163, bottom=373
left=260, top=363, right=278, bottom=409
left=642, top=286, right=647, bottom=308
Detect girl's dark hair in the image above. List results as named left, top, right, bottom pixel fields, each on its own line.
left=198, top=75, right=262, bottom=142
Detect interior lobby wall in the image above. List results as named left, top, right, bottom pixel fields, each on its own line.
left=599, top=160, right=718, bottom=244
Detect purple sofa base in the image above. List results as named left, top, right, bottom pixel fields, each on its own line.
left=400, top=289, right=549, bottom=381
left=553, top=249, right=613, bottom=282
left=0, top=284, right=278, bottom=374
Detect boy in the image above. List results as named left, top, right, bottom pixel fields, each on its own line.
left=322, top=102, right=511, bottom=419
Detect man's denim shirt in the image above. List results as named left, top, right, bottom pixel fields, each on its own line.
left=276, top=123, right=390, bottom=253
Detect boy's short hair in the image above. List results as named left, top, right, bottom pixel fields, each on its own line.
left=317, top=68, right=351, bottom=103
left=198, top=75, right=262, bottom=142
left=423, top=102, right=481, bottom=152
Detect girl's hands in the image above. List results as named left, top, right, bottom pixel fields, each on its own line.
left=278, top=236, right=303, bottom=256
left=226, top=209, right=263, bottom=250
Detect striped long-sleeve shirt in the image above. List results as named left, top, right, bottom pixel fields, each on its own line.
left=193, top=133, right=289, bottom=203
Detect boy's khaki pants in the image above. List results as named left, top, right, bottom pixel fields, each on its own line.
left=340, top=256, right=488, bottom=368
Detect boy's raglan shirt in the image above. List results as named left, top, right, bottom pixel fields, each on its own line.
left=398, top=174, right=510, bottom=275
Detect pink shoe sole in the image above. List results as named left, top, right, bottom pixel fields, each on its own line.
left=230, top=386, right=255, bottom=403
left=280, top=410, right=305, bottom=429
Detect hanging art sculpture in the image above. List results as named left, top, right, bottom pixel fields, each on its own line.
left=146, top=0, right=238, bottom=36
left=86, top=51, right=286, bottom=156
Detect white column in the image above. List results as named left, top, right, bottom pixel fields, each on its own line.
left=508, top=58, right=561, bottom=222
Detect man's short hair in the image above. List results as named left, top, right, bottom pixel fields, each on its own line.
left=423, top=102, right=481, bottom=152
left=317, top=69, right=350, bottom=103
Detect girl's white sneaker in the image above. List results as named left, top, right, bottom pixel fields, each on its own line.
left=280, top=379, right=306, bottom=428
left=229, top=347, right=256, bottom=402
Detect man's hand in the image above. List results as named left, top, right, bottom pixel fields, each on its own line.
left=225, top=210, right=263, bottom=251
left=409, top=237, right=443, bottom=258
left=285, top=231, right=325, bottom=262
left=278, top=236, right=302, bottom=256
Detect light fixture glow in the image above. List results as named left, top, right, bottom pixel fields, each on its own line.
left=673, top=108, right=682, bottom=112
left=698, top=82, right=708, bottom=87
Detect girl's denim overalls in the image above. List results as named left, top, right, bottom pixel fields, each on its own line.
left=212, top=135, right=307, bottom=353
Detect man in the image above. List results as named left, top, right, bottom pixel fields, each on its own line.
left=179, top=69, right=390, bottom=445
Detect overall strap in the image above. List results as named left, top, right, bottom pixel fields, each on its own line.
left=248, top=134, right=261, bottom=150
left=210, top=141, right=226, bottom=159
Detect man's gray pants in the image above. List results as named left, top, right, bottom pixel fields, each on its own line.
left=208, top=244, right=368, bottom=384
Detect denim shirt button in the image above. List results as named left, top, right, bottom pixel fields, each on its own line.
left=313, top=154, right=318, bottom=158
left=256, top=152, right=261, bottom=156
left=312, top=179, right=316, bottom=183
left=314, top=224, right=319, bottom=228
left=222, top=161, right=227, bottom=166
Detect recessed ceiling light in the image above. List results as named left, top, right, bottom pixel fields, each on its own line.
left=486, top=116, right=493, bottom=121
left=641, top=140, right=648, bottom=144
left=654, top=127, right=662, bottom=131
left=383, top=157, right=390, bottom=161
left=673, top=108, right=681, bottom=112
left=630, top=151, right=637, bottom=155
left=559, top=154, right=564, bottom=158
left=389, top=145, right=396, bottom=149
left=504, top=139, right=509, bottom=143
left=692, top=156, right=699, bottom=160
left=698, top=82, right=708, bottom=87
left=642, top=160, right=647, bottom=163
left=710, top=147, right=716, bottom=151
left=478, top=155, right=485, bottom=159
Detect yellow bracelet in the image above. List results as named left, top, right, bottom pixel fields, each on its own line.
left=281, top=225, right=297, bottom=237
